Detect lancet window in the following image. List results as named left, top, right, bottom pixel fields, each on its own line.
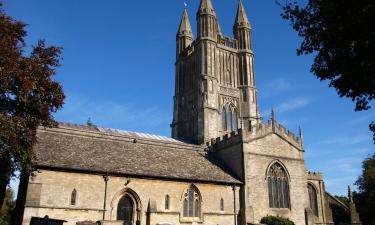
left=221, top=103, right=238, bottom=132
left=70, top=189, right=77, bottom=206
left=308, top=184, right=319, bottom=216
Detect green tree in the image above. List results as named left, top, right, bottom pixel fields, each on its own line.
left=260, top=215, right=295, bottom=225
left=0, top=188, right=14, bottom=225
left=279, top=0, right=375, bottom=142
left=354, top=153, right=375, bottom=225
left=0, top=2, right=65, bottom=208
left=334, top=195, right=349, bottom=205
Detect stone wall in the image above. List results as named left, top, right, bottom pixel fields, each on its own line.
left=22, top=170, right=240, bottom=225
left=243, top=132, right=308, bottom=225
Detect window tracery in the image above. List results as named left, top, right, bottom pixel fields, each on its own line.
left=267, top=162, right=290, bottom=208
left=183, top=185, right=201, bottom=218
left=221, top=103, right=238, bottom=132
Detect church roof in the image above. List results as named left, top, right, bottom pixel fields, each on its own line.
left=33, top=122, right=241, bottom=184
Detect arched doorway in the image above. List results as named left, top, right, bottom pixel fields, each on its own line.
left=111, top=188, right=142, bottom=225
left=117, top=195, right=134, bottom=225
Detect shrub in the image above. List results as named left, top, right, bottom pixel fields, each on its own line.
left=260, top=215, right=295, bottom=225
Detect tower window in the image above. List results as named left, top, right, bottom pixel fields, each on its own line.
left=165, top=195, right=170, bottom=210
left=221, top=104, right=238, bottom=132
left=221, top=107, right=227, bottom=131
left=183, top=185, right=201, bottom=218
left=220, top=198, right=224, bottom=211
left=70, top=189, right=77, bottom=206
left=267, top=162, right=290, bottom=208
left=308, top=184, right=319, bottom=216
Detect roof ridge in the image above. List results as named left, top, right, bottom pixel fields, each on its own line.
left=56, top=121, right=199, bottom=147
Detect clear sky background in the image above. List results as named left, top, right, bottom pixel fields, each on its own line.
left=3, top=0, right=374, bottom=196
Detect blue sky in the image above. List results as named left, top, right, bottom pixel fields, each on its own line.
left=3, top=0, right=374, bottom=196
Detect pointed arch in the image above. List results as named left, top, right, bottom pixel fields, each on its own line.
left=266, top=161, right=291, bottom=209
left=265, top=160, right=291, bottom=181
left=182, top=184, right=201, bottom=218
left=221, top=106, right=227, bottom=131
left=221, top=103, right=238, bottom=132
left=165, top=195, right=170, bottom=210
left=70, top=189, right=77, bottom=206
left=110, top=187, right=142, bottom=222
left=308, top=183, right=319, bottom=216
left=232, top=107, right=238, bottom=131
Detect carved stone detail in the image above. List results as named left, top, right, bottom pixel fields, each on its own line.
left=219, top=86, right=240, bottom=97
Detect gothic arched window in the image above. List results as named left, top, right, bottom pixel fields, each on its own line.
left=117, top=195, right=134, bottom=223
left=267, top=162, right=290, bottom=208
left=221, top=107, right=227, bottom=131
left=70, top=189, right=77, bottom=206
left=308, top=184, right=319, bottom=216
left=221, top=104, right=238, bottom=132
left=183, top=185, right=201, bottom=218
left=232, top=109, right=238, bottom=131
left=220, top=198, right=224, bottom=211
left=226, top=107, right=232, bottom=131
left=165, top=195, right=170, bottom=210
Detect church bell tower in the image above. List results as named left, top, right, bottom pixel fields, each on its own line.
left=171, top=0, right=260, bottom=144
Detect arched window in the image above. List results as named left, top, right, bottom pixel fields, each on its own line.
left=226, top=107, right=232, bottom=131
left=308, top=184, right=319, bottom=216
left=267, top=162, right=290, bottom=208
left=220, top=198, right=224, bottom=211
left=165, top=195, right=170, bottom=210
left=117, top=195, right=134, bottom=223
left=221, top=104, right=238, bottom=132
left=221, top=107, right=227, bottom=131
left=183, top=185, right=201, bottom=218
left=232, top=109, right=238, bottom=131
left=70, top=189, right=77, bottom=206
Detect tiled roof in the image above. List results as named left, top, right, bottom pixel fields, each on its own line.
left=33, top=123, right=241, bottom=184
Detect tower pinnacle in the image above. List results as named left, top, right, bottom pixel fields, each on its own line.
left=177, top=8, right=193, bottom=37
left=176, top=7, right=194, bottom=57
left=198, top=0, right=215, bottom=15
left=234, top=0, right=251, bottom=28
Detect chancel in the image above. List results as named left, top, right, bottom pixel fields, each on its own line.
left=16, top=1, right=361, bottom=225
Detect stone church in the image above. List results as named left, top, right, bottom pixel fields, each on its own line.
left=16, top=1, right=360, bottom=225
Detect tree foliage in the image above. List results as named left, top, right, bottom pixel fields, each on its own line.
left=0, top=2, right=65, bottom=208
left=354, top=153, right=375, bottom=225
left=0, top=188, right=14, bottom=225
left=260, top=215, right=295, bottom=225
left=279, top=0, right=375, bottom=142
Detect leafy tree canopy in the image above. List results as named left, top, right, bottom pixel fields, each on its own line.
left=0, top=2, right=65, bottom=208
left=260, top=215, right=295, bottom=225
left=354, top=153, right=375, bottom=225
left=279, top=0, right=375, bottom=142
left=0, top=188, right=14, bottom=225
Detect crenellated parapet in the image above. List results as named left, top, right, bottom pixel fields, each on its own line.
left=217, top=34, right=237, bottom=49
left=206, top=129, right=243, bottom=151
left=245, top=117, right=304, bottom=151
left=307, top=171, right=323, bottom=181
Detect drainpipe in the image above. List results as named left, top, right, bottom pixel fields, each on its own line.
left=233, top=185, right=237, bottom=225
left=103, top=174, right=110, bottom=220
